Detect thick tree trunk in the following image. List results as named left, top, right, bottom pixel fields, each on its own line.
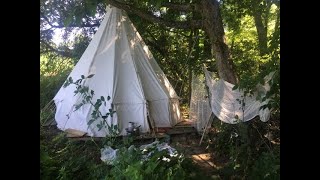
left=199, top=0, right=238, bottom=84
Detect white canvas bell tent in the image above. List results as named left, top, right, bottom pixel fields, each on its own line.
left=53, top=6, right=182, bottom=137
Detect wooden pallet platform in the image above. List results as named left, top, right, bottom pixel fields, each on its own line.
left=166, top=127, right=197, bottom=135
left=48, top=120, right=197, bottom=141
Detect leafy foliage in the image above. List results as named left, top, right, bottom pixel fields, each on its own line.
left=108, top=144, right=182, bottom=179
left=207, top=115, right=279, bottom=178
left=40, top=128, right=109, bottom=180
left=41, top=127, right=210, bottom=180
left=63, top=75, right=118, bottom=137
left=40, top=55, right=74, bottom=112
left=40, top=54, right=74, bottom=127
left=248, top=151, right=280, bottom=180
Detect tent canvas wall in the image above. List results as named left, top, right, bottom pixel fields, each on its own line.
left=53, top=6, right=182, bottom=137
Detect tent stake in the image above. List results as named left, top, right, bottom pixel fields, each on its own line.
left=199, top=113, right=213, bottom=145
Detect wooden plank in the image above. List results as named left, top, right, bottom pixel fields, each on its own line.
left=175, top=121, right=193, bottom=126
left=68, top=137, right=102, bottom=141
left=65, top=128, right=87, bottom=137
left=133, top=133, right=168, bottom=140
left=67, top=133, right=168, bottom=141
left=174, top=125, right=193, bottom=128
left=166, top=127, right=197, bottom=135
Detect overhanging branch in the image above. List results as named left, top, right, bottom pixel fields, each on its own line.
left=50, top=23, right=100, bottom=29
left=107, top=0, right=202, bottom=29
left=161, top=2, right=196, bottom=12
left=40, top=41, right=73, bottom=58
left=41, top=11, right=100, bottom=29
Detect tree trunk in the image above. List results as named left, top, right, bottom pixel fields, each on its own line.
left=199, top=0, right=238, bottom=84
left=252, top=0, right=272, bottom=56
left=187, top=30, right=200, bottom=104
left=252, top=11, right=268, bottom=56
left=188, top=64, right=192, bottom=103
left=270, top=6, right=280, bottom=51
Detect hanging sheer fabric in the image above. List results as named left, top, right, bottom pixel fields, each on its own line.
left=203, top=68, right=273, bottom=124
left=190, top=67, right=275, bottom=132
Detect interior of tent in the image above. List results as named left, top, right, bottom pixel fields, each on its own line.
left=53, top=6, right=182, bottom=137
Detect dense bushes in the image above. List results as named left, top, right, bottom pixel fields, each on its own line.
left=40, top=55, right=73, bottom=109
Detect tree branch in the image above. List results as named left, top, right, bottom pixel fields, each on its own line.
left=263, top=0, right=273, bottom=31
left=52, top=23, right=100, bottom=29
left=40, top=12, right=56, bottom=28
left=144, top=39, right=166, bottom=56
left=161, top=2, right=196, bottom=12
left=41, top=11, right=100, bottom=29
left=107, top=0, right=202, bottom=29
left=40, top=40, right=73, bottom=58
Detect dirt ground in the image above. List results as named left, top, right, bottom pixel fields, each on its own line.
left=169, top=132, right=228, bottom=178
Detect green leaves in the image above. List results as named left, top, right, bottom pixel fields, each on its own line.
left=86, top=96, right=92, bottom=102
left=74, top=103, right=84, bottom=111
left=87, top=74, right=94, bottom=78
left=94, top=99, right=102, bottom=109
left=84, top=0, right=98, bottom=17
left=97, top=123, right=103, bottom=131
left=63, top=77, right=74, bottom=88
left=63, top=82, right=69, bottom=88
left=232, top=84, right=239, bottom=90
left=109, top=141, right=187, bottom=179
left=75, top=79, right=83, bottom=84
left=63, top=74, right=118, bottom=135
left=88, top=119, right=95, bottom=126
left=63, top=73, right=95, bottom=89
left=91, top=110, right=99, bottom=119
left=63, top=15, right=73, bottom=27
left=151, top=0, right=163, bottom=9
left=113, top=125, right=118, bottom=131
